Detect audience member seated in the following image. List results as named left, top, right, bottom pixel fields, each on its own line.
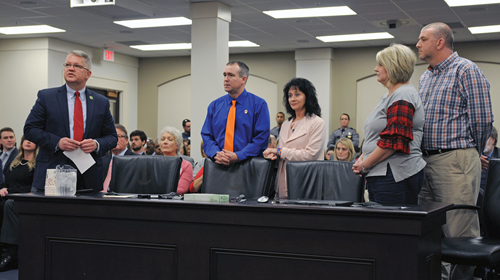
left=263, top=78, right=325, bottom=198
left=1, top=127, right=19, bottom=187
left=159, top=126, right=192, bottom=194
left=270, top=112, right=285, bottom=139
left=327, top=113, right=360, bottom=152
left=153, top=138, right=161, bottom=155
left=352, top=44, right=425, bottom=205
left=182, top=119, right=191, bottom=139
left=145, top=138, right=156, bottom=155
left=103, top=127, right=193, bottom=194
left=0, top=136, right=38, bottom=223
left=102, top=124, right=135, bottom=185
left=129, top=130, right=147, bottom=155
left=325, top=147, right=334, bottom=161
left=190, top=141, right=208, bottom=193
left=334, top=138, right=356, bottom=163
left=182, top=139, right=191, bottom=157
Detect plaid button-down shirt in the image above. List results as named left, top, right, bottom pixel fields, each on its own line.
left=419, top=52, right=493, bottom=154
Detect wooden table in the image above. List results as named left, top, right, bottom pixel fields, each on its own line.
left=11, top=193, right=451, bottom=280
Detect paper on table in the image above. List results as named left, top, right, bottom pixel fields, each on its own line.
left=63, top=148, right=95, bottom=173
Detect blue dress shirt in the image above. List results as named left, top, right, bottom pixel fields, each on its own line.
left=201, top=89, right=270, bottom=161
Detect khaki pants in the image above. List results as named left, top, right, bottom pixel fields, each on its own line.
left=418, top=148, right=481, bottom=280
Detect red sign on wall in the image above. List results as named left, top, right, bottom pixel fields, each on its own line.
left=103, top=49, right=114, bottom=62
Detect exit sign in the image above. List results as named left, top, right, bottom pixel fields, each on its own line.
left=103, top=49, right=114, bottom=61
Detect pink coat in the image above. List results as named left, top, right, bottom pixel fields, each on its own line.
left=277, top=114, right=325, bottom=197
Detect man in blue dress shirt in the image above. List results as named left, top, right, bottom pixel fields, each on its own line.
left=201, top=61, right=270, bottom=166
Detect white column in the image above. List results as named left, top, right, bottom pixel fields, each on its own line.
left=295, top=48, right=334, bottom=147
left=190, top=2, right=231, bottom=162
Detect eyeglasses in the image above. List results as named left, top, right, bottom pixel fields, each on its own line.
left=63, top=63, right=89, bottom=71
left=117, top=135, right=127, bottom=139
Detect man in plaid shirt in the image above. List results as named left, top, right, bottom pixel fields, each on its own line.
left=417, top=22, right=493, bottom=279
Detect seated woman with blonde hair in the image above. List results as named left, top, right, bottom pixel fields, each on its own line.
left=334, top=138, right=356, bottom=163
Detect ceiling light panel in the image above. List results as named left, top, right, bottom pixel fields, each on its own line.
left=130, top=43, right=192, bottom=51
left=317, top=32, right=394, bottom=42
left=445, top=0, right=500, bottom=7
left=228, top=40, right=259, bottom=47
left=132, top=41, right=260, bottom=51
left=114, top=17, right=192, bottom=28
left=469, top=24, right=500, bottom=34
left=263, top=6, right=356, bottom=19
left=0, top=25, right=65, bottom=35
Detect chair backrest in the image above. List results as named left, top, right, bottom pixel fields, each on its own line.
left=201, top=157, right=276, bottom=199
left=483, top=158, right=500, bottom=238
left=286, top=160, right=364, bottom=202
left=109, top=155, right=182, bottom=194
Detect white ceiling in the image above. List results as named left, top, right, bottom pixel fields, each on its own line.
left=0, top=0, right=499, bottom=58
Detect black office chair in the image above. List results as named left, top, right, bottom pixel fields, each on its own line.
left=201, top=157, right=276, bottom=199
left=441, top=159, right=500, bottom=280
left=286, top=160, right=364, bottom=202
left=109, top=155, right=182, bottom=194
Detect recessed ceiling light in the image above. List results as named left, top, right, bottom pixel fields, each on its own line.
left=131, top=41, right=259, bottom=51
left=263, top=6, right=356, bottom=19
left=467, top=7, right=488, bottom=12
left=19, top=1, right=38, bottom=6
left=317, top=32, right=393, bottom=42
left=114, top=17, right=192, bottom=29
left=0, top=25, right=65, bottom=35
left=228, top=40, right=259, bottom=47
left=445, top=0, right=500, bottom=7
left=469, top=24, right=500, bottom=34
left=295, top=19, right=313, bottom=23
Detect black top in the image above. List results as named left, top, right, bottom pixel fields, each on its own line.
left=5, top=159, right=34, bottom=193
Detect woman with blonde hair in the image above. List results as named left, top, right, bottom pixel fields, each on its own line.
left=0, top=135, right=38, bottom=196
left=353, top=43, right=425, bottom=205
left=334, top=138, right=356, bottom=163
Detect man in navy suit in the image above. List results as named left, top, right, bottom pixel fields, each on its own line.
left=0, top=127, right=19, bottom=187
left=24, top=50, right=117, bottom=192
left=0, top=50, right=117, bottom=272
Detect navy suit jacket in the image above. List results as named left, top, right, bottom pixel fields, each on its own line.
left=1, top=147, right=18, bottom=187
left=24, top=85, right=117, bottom=191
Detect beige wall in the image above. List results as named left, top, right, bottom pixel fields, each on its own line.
left=137, top=40, right=500, bottom=141
left=0, top=37, right=139, bottom=144
left=330, top=40, right=500, bottom=133
left=138, top=52, right=295, bottom=139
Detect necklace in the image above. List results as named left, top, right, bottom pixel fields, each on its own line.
left=290, top=118, right=301, bottom=133
left=19, top=161, right=28, bottom=166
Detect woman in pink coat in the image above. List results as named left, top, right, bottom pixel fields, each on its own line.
left=263, top=78, right=325, bottom=198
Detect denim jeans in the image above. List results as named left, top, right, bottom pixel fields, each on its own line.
left=367, top=164, right=424, bottom=205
